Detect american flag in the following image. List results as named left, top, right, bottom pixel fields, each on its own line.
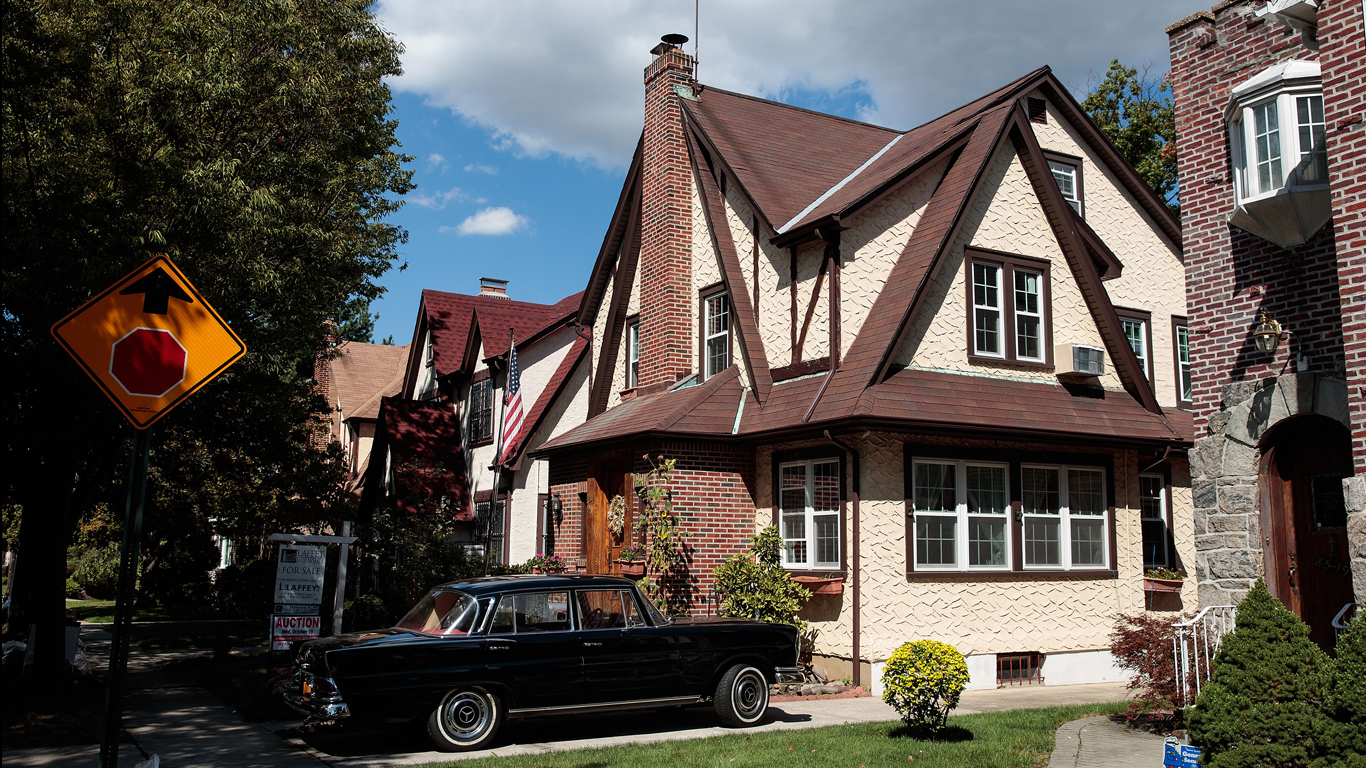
left=499, top=337, right=524, bottom=463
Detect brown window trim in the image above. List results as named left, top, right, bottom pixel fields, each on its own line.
left=1171, top=315, right=1192, bottom=410
left=1043, top=150, right=1084, bottom=219
left=965, top=248, right=1054, bottom=370
left=1115, top=307, right=1156, bottom=393
left=1139, top=464, right=1177, bottom=571
left=624, top=314, right=641, bottom=390
left=698, top=281, right=731, bottom=382
left=771, top=447, right=848, bottom=575
left=903, top=443, right=1116, bottom=580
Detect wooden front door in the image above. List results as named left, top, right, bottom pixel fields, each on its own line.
left=1258, top=416, right=1354, bottom=650
left=585, top=454, right=633, bottom=574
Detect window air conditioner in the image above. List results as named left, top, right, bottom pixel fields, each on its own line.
left=1056, top=344, right=1105, bottom=379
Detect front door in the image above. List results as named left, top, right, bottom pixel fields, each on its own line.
left=1258, top=416, right=1354, bottom=650
left=586, top=454, right=633, bottom=574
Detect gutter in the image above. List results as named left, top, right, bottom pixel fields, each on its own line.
left=823, top=430, right=861, bottom=691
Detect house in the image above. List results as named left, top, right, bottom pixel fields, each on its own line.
left=315, top=339, right=410, bottom=493
left=530, top=38, right=1195, bottom=690
left=1166, top=0, right=1365, bottom=648
left=359, top=279, right=589, bottom=566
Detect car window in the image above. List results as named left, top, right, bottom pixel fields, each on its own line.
left=490, top=591, right=572, bottom=634
left=636, top=589, right=670, bottom=625
left=577, top=590, right=642, bottom=629
left=394, top=590, right=480, bottom=636
left=489, top=598, right=515, bottom=635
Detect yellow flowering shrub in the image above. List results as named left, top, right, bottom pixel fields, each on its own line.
left=881, top=640, right=969, bottom=731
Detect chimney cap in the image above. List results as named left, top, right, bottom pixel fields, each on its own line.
left=661, top=33, right=689, bottom=46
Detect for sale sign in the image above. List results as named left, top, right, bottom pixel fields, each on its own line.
left=274, top=545, right=326, bottom=605
left=271, top=614, right=322, bottom=651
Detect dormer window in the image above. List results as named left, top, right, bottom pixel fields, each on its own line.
left=1226, top=60, right=1331, bottom=248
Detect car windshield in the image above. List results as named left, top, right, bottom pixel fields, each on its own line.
left=636, top=589, right=670, bottom=625
left=395, top=589, right=480, bottom=636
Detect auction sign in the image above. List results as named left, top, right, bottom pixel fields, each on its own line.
left=271, top=614, right=322, bottom=651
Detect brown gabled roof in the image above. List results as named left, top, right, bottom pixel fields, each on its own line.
left=331, top=341, right=409, bottom=421
left=364, top=397, right=473, bottom=518
left=416, top=289, right=580, bottom=379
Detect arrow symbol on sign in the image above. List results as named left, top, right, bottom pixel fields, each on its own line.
left=119, top=268, right=195, bottom=315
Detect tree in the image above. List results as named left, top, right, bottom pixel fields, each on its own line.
left=1082, top=59, right=1179, bottom=216
left=1, top=0, right=412, bottom=674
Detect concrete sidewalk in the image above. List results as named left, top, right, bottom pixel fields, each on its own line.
left=1047, top=715, right=1168, bottom=768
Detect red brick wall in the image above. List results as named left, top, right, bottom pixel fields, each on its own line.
left=1167, top=2, right=1346, bottom=434
left=1319, top=0, right=1366, bottom=471
left=547, top=452, right=589, bottom=566
left=638, top=45, right=696, bottom=387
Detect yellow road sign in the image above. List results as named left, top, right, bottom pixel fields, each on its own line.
left=51, top=255, right=246, bottom=429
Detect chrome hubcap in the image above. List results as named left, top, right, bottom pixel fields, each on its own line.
left=441, top=692, right=491, bottom=741
left=734, top=670, right=766, bottom=719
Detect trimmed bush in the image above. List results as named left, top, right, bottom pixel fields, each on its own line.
left=1187, top=580, right=1332, bottom=768
left=73, top=544, right=121, bottom=599
left=881, top=640, right=969, bottom=732
left=1314, top=616, right=1365, bottom=768
left=712, top=526, right=810, bottom=628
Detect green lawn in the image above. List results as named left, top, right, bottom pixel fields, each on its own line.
left=419, top=703, right=1128, bottom=768
left=67, top=599, right=267, bottom=648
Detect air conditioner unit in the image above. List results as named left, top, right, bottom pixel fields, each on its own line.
left=1056, top=344, right=1105, bottom=379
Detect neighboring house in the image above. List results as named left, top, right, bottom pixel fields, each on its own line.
left=316, top=340, right=411, bottom=492
left=1166, top=0, right=1365, bottom=648
left=361, top=279, right=589, bottom=566
left=531, top=39, right=1194, bottom=690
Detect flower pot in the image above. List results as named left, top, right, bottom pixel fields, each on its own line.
left=792, top=576, right=844, bottom=596
left=1143, top=577, right=1184, bottom=594
left=616, top=560, right=646, bottom=578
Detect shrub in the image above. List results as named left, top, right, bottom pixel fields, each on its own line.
left=1314, top=616, right=1365, bottom=768
left=1187, top=580, right=1332, bottom=768
left=344, top=593, right=397, bottom=631
left=65, top=576, right=84, bottom=599
left=712, top=526, right=809, bottom=628
left=73, top=544, right=121, bottom=599
left=1110, top=612, right=1184, bottom=709
left=881, top=640, right=969, bottom=732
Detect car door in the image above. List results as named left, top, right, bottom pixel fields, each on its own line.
left=483, top=590, right=582, bottom=709
left=576, top=588, right=681, bottom=702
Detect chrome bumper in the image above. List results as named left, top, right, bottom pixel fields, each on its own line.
left=282, top=688, right=351, bottom=723
left=775, top=666, right=805, bottom=684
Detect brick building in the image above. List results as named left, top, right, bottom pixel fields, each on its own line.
left=532, top=38, right=1194, bottom=687
left=1166, top=0, right=1364, bottom=647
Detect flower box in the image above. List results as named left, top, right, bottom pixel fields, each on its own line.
left=1143, top=577, right=1184, bottom=594
left=616, top=560, right=646, bottom=578
left=792, top=576, right=844, bottom=596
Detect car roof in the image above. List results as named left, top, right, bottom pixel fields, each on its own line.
left=435, top=573, right=637, bottom=597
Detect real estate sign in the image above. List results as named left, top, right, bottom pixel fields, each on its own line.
left=274, top=545, right=326, bottom=605
left=270, top=614, right=322, bottom=651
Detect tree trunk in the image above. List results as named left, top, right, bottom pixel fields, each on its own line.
left=10, top=451, right=78, bottom=678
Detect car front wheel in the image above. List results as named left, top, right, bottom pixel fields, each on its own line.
left=426, top=687, right=503, bottom=752
left=714, top=664, right=769, bottom=727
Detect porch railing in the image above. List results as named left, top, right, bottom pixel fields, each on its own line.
left=1173, top=605, right=1237, bottom=707
left=1333, top=603, right=1358, bottom=643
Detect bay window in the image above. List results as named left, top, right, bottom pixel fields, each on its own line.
left=911, top=459, right=1010, bottom=571
left=780, top=459, right=841, bottom=570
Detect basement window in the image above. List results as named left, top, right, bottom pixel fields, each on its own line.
left=997, top=652, right=1044, bottom=686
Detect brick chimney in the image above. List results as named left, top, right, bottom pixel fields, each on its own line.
left=479, top=277, right=509, bottom=299
left=638, top=36, right=696, bottom=387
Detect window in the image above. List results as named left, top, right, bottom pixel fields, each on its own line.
left=1172, top=317, right=1192, bottom=407
left=910, top=460, right=1010, bottom=571
left=1048, top=159, right=1081, bottom=215
left=469, top=377, right=494, bottom=444
left=967, top=249, right=1051, bottom=367
left=489, top=592, right=571, bottom=634
left=537, top=494, right=555, bottom=557
left=1116, top=309, right=1153, bottom=388
left=396, top=589, right=481, bottom=636
left=424, top=333, right=434, bottom=367
left=1229, top=60, right=1326, bottom=202
left=1140, top=474, right=1168, bottom=568
left=701, top=289, right=730, bottom=379
left=475, top=498, right=507, bottom=565
left=779, top=459, right=841, bottom=570
left=1296, top=94, right=1327, bottom=182
left=626, top=320, right=640, bottom=388
left=576, top=590, right=645, bottom=629
left=1020, top=465, right=1108, bottom=570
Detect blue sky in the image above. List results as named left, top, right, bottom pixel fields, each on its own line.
left=367, top=0, right=1199, bottom=345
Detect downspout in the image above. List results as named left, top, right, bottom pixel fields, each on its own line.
left=823, top=429, right=860, bottom=690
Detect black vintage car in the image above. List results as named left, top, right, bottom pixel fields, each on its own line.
left=284, top=574, right=803, bottom=751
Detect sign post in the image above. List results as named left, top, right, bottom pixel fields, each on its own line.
left=51, top=255, right=245, bottom=768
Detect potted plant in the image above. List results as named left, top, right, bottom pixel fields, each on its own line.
left=792, top=573, right=845, bottom=596
left=616, top=544, right=647, bottom=578
left=526, top=553, right=567, bottom=574
left=1142, top=567, right=1184, bottom=593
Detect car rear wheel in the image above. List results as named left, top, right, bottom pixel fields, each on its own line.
left=714, top=664, right=769, bottom=727
left=426, top=688, right=503, bottom=752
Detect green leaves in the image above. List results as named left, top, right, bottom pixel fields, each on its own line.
left=1082, top=59, right=1178, bottom=217
left=882, top=640, right=969, bottom=731
left=712, top=526, right=810, bottom=629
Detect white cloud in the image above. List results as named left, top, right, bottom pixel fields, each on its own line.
left=464, top=162, right=499, bottom=174
left=409, top=186, right=466, bottom=210
left=454, top=207, right=529, bottom=236
left=426, top=153, right=447, bottom=169
left=376, top=0, right=1194, bottom=170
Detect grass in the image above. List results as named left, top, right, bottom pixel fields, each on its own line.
left=417, top=702, right=1128, bottom=768
left=65, top=599, right=267, bottom=649
left=162, top=653, right=298, bottom=722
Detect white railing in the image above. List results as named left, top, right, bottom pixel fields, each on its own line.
left=1173, top=605, right=1237, bottom=707
left=1332, top=603, right=1357, bottom=643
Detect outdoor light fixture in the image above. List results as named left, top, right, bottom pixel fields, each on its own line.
left=550, top=493, right=563, bottom=525
left=1252, top=308, right=1284, bottom=354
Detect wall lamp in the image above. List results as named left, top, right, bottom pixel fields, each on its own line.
left=1252, top=308, right=1286, bottom=355
left=549, top=493, right=563, bottom=525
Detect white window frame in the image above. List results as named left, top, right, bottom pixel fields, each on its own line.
left=627, top=321, right=640, bottom=388
left=1139, top=473, right=1168, bottom=569
left=1120, top=317, right=1149, bottom=378
left=1048, top=159, right=1081, bottom=214
left=779, top=459, right=841, bottom=571
left=972, top=262, right=1003, bottom=358
left=910, top=459, right=1012, bottom=572
left=1228, top=62, right=1326, bottom=203
left=1020, top=464, right=1109, bottom=571
left=1013, top=267, right=1045, bottom=363
left=702, top=291, right=730, bottom=379
left=1175, top=323, right=1192, bottom=404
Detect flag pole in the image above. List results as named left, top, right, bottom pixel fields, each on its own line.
left=485, top=328, right=513, bottom=576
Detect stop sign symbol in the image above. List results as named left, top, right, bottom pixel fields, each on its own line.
left=110, top=328, right=187, bottom=397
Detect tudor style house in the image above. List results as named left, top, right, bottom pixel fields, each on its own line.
left=1166, top=0, right=1365, bottom=649
left=316, top=339, right=410, bottom=495
left=530, top=39, right=1195, bottom=689
left=359, top=279, right=589, bottom=567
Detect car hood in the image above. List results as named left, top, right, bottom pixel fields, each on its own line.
left=302, top=628, right=422, bottom=653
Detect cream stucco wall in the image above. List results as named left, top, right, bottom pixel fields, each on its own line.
left=893, top=143, right=1124, bottom=392
left=752, top=432, right=1197, bottom=664
left=1028, top=92, right=1187, bottom=408
left=692, top=180, right=750, bottom=386
left=510, top=359, right=591, bottom=563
